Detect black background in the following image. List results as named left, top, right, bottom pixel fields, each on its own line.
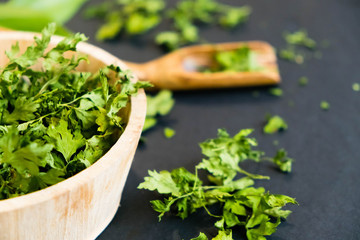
left=67, top=0, right=360, bottom=239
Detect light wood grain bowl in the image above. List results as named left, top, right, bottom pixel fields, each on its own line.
left=0, top=32, right=147, bottom=240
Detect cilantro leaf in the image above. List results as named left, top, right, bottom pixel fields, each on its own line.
left=138, top=170, right=181, bottom=196
left=46, top=119, right=85, bottom=162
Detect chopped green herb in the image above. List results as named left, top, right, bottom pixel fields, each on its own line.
left=204, top=46, right=260, bottom=73
left=320, top=101, right=330, bottom=110
left=87, top=0, right=251, bottom=49
left=164, top=127, right=176, bottom=139
left=279, top=46, right=304, bottom=64
left=143, top=90, right=175, bottom=132
left=157, top=1, right=251, bottom=50
left=0, top=24, right=147, bottom=199
left=352, top=83, right=360, bottom=92
left=85, top=0, right=165, bottom=40
left=139, top=129, right=297, bottom=239
left=272, top=149, right=293, bottom=172
left=264, top=115, right=288, bottom=134
left=283, top=30, right=316, bottom=49
left=269, top=88, right=283, bottom=97
left=0, top=0, right=88, bottom=35
left=298, top=76, right=309, bottom=86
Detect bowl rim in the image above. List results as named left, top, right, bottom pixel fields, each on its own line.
left=0, top=32, right=147, bottom=212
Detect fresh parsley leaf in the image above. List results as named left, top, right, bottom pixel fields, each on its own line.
left=139, top=128, right=297, bottom=240
left=263, top=115, right=288, bottom=134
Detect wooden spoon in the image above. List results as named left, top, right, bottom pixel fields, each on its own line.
left=0, top=27, right=279, bottom=90
left=124, top=41, right=280, bottom=90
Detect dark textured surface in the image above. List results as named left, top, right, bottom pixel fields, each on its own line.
left=66, top=0, right=360, bottom=239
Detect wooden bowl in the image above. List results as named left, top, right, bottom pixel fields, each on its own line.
left=0, top=32, right=147, bottom=240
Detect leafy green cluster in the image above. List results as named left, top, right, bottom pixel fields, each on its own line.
left=138, top=129, right=296, bottom=240
left=0, top=23, right=148, bottom=200
left=85, top=0, right=165, bottom=40
left=143, top=90, right=175, bottom=132
left=86, top=0, right=251, bottom=50
left=156, top=0, right=251, bottom=50
left=203, top=46, right=260, bottom=73
left=279, top=30, right=317, bottom=64
left=0, top=0, right=88, bottom=35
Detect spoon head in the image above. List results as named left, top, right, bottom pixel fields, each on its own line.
left=178, top=41, right=280, bottom=89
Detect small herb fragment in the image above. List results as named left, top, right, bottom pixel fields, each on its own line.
left=264, top=115, right=288, bottom=134
left=204, top=46, right=260, bottom=73
left=298, top=76, right=309, bottom=86
left=156, top=0, right=251, bottom=50
left=269, top=88, right=283, bottom=97
left=86, top=0, right=251, bottom=50
left=85, top=0, right=165, bottom=40
left=139, top=129, right=297, bottom=240
left=279, top=46, right=304, bottom=64
left=283, top=30, right=316, bottom=49
left=143, top=90, right=175, bottom=132
left=164, top=127, right=175, bottom=139
left=279, top=29, right=317, bottom=64
left=320, top=101, right=330, bottom=111
left=0, top=24, right=147, bottom=199
left=352, top=83, right=360, bottom=92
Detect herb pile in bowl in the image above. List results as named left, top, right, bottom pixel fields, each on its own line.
left=0, top=23, right=148, bottom=200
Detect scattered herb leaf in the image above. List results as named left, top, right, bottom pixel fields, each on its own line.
left=269, top=88, right=283, bottom=97
left=298, top=76, right=309, bottom=86
left=85, top=0, right=165, bottom=40
left=164, top=127, right=175, bottom=139
left=352, top=83, right=360, bottom=92
left=86, top=0, right=251, bottom=50
left=279, top=46, right=304, bottom=64
left=264, top=115, right=288, bottom=134
left=143, top=90, right=175, bottom=132
left=320, top=101, right=330, bottom=111
left=139, top=129, right=297, bottom=240
left=156, top=1, right=251, bottom=50
left=283, top=30, right=316, bottom=49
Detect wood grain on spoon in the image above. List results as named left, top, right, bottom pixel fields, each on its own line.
left=124, top=41, right=280, bottom=90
